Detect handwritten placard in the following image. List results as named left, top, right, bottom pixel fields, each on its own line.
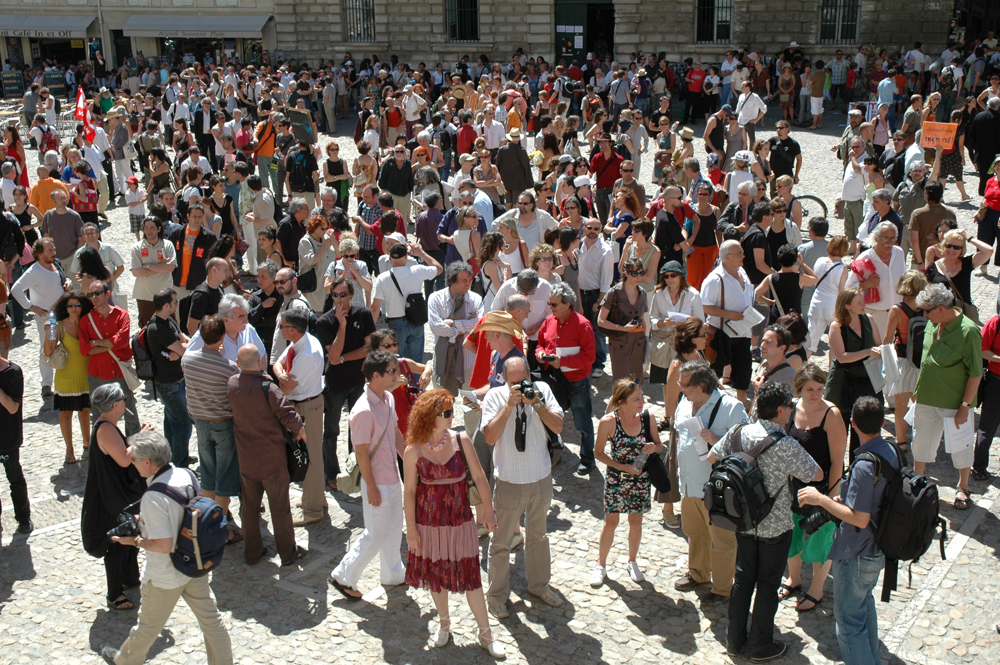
left=920, top=122, right=958, bottom=150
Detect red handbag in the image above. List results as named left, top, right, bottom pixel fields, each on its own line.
left=72, top=184, right=99, bottom=213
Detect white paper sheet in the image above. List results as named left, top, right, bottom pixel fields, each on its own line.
left=944, top=415, right=975, bottom=454
left=864, top=355, right=885, bottom=393
left=459, top=389, right=480, bottom=406
left=880, top=344, right=900, bottom=385
left=724, top=306, right=765, bottom=338
left=682, top=416, right=710, bottom=460
left=903, top=402, right=916, bottom=426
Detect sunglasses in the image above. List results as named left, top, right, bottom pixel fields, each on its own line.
left=331, top=292, right=351, bottom=298
left=664, top=273, right=680, bottom=279
left=585, top=225, right=601, bottom=231
left=773, top=208, right=787, bottom=213
left=273, top=278, right=290, bottom=285
left=537, top=256, right=554, bottom=262
left=382, top=342, right=399, bottom=349
left=66, top=303, right=83, bottom=309
left=564, top=205, right=579, bottom=210
left=88, top=290, right=108, bottom=297
left=627, top=270, right=645, bottom=277
left=945, top=243, right=963, bottom=251
left=329, top=147, right=340, bottom=151
left=342, top=254, right=357, bottom=259
left=382, top=367, right=399, bottom=375
left=621, top=168, right=634, bottom=173
left=438, top=409, right=454, bottom=418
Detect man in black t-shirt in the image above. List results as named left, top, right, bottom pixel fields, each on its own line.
left=145, top=288, right=194, bottom=467
left=185, top=258, right=227, bottom=336
left=247, top=261, right=284, bottom=360
left=767, top=122, right=802, bottom=190
left=314, top=277, right=376, bottom=488
left=284, top=139, right=320, bottom=209
left=0, top=349, right=31, bottom=533
left=275, top=199, right=310, bottom=270
left=741, top=202, right=776, bottom=353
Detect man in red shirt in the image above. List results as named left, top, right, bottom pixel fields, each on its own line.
left=974, top=314, right=1000, bottom=480
left=456, top=110, right=478, bottom=156
left=684, top=60, right=707, bottom=124
left=79, top=280, right=141, bottom=435
left=383, top=95, right=405, bottom=146
left=535, top=283, right=597, bottom=474
left=589, top=133, right=624, bottom=225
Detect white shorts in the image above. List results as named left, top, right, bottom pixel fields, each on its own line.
left=911, top=403, right=975, bottom=469
left=810, top=97, right=825, bottom=116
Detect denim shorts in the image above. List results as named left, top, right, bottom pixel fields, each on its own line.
left=194, top=419, right=241, bottom=496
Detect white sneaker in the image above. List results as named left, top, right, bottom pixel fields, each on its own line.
left=627, top=561, right=644, bottom=583
left=590, top=367, right=604, bottom=379
left=590, top=565, right=607, bottom=588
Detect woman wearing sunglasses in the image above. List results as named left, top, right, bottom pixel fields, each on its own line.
left=598, top=257, right=648, bottom=383
left=367, top=329, right=432, bottom=437
left=402, top=389, right=503, bottom=658
left=922, top=229, right=993, bottom=313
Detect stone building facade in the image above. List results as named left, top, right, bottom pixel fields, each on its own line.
left=0, top=0, right=953, bottom=73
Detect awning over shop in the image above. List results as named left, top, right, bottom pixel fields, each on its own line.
left=122, top=14, right=271, bottom=39
left=0, top=14, right=96, bottom=39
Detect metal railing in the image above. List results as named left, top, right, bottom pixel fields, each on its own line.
left=343, top=0, right=377, bottom=43
left=446, top=0, right=479, bottom=42
left=695, top=0, right=733, bottom=45
left=819, top=0, right=860, bottom=44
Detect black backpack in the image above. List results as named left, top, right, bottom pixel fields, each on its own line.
left=288, top=150, right=313, bottom=192
left=0, top=211, right=24, bottom=263
left=849, top=443, right=947, bottom=601
left=130, top=326, right=156, bottom=382
left=901, top=302, right=928, bottom=368
left=703, top=424, right=782, bottom=532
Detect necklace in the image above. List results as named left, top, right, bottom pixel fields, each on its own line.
left=426, top=430, right=449, bottom=452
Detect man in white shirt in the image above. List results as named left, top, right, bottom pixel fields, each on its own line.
left=903, top=43, right=925, bottom=74
left=840, top=138, right=868, bottom=255
left=720, top=52, right=738, bottom=107
left=490, top=269, right=551, bottom=357
left=479, top=107, right=506, bottom=152
left=700, top=240, right=756, bottom=406
left=179, top=145, right=213, bottom=180
left=577, top=217, right=614, bottom=377
left=481, top=355, right=565, bottom=618
left=273, top=308, right=327, bottom=526
left=0, top=163, right=15, bottom=207
left=735, top=80, right=767, bottom=146
left=844, top=221, right=905, bottom=335
left=402, top=85, right=427, bottom=140
left=370, top=242, right=442, bottom=361
left=428, top=262, right=483, bottom=395
left=184, top=294, right=266, bottom=365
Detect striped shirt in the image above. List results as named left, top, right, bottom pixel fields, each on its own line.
left=180, top=347, right=239, bottom=421
left=357, top=202, right=381, bottom=250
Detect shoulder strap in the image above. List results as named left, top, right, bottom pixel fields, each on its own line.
left=935, top=259, right=968, bottom=306
left=641, top=410, right=652, bottom=442
left=769, top=274, right=786, bottom=317
left=745, top=432, right=777, bottom=458
left=764, top=361, right=791, bottom=381
left=370, top=417, right=391, bottom=459
left=388, top=268, right=406, bottom=299
left=706, top=397, right=724, bottom=429
left=731, top=424, right=746, bottom=453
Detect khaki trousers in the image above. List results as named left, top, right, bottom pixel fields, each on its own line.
left=294, top=395, right=326, bottom=521
left=113, top=576, right=233, bottom=665
left=488, top=475, right=552, bottom=604
left=681, top=496, right=737, bottom=596
left=240, top=466, right=296, bottom=564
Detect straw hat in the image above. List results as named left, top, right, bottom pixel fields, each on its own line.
left=474, top=311, right=524, bottom=339
left=506, top=127, right=522, bottom=142
left=679, top=126, right=695, bottom=141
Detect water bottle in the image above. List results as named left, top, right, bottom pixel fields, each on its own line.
left=632, top=452, right=648, bottom=472
left=46, top=311, right=57, bottom=341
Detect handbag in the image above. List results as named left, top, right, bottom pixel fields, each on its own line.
left=389, top=270, right=428, bottom=326
left=937, top=259, right=980, bottom=324
left=87, top=312, right=142, bottom=391
left=640, top=410, right=672, bottom=494
left=455, top=435, right=482, bottom=506
left=123, top=139, right=139, bottom=160
left=296, top=236, right=319, bottom=293
left=72, top=185, right=99, bottom=213
left=337, top=418, right=390, bottom=495
left=834, top=198, right=845, bottom=219
left=43, top=321, right=70, bottom=370
left=260, top=380, right=310, bottom=482
left=976, top=203, right=989, bottom=222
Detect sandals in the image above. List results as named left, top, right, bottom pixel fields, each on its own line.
left=777, top=583, right=801, bottom=601
left=796, top=593, right=823, bottom=612
left=479, top=626, right=506, bottom=659
left=954, top=489, right=972, bottom=511
left=65, top=454, right=77, bottom=465
left=971, top=469, right=991, bottom=482
left=432, top=616, right=451, bottom=648
left=280, top=546, right=308, bottom=567
left=330, top=577, right=363, bottom=600
left=108, top=595, right=134, bottom=611
left=660, top=513, right=681, bottom=529
left=226, top=530, right=244, bottom=545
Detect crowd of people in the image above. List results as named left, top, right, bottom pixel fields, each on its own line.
left=1, top=34, right=1000, bottom=665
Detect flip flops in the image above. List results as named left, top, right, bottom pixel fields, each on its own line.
left=330, top=577, right=363, bottom=600
left=796, top=594, right=823, bottom=612
left=777, top=583, right=801, bottom=600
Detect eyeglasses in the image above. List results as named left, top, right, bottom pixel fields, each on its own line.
left=585, top=225, right=601, bottom=231
left=664, top=273, right=680, bottom=279
left=438, top=409, right=454, bottom=418
left=273, top=278, right=290, bottom=285
left=945, top=243, right=963, bottom=251
left=773, top=208, right=787, bottom=213
left=88, top=290, right=107, bottom=297
left=698, top=191, right=711, bottom=196
left=329, top=147, right=340, bottom=151
left=393, top=149, right=405, bottom=154
left=892, top=138, right=905, bottom=142
left=382, top=342, right=399, bottom=349
left=383, top=367, right=398, bottom=375
left=518, top=201, right=531, bottom=206
left=331, top=291, right=351, bottom=298
left=342, top=254, right=357, bottom=259
left=563, top=204, right=579, bottom=211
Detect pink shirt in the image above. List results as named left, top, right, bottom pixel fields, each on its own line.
left=349, top=385, right=400, bottom=486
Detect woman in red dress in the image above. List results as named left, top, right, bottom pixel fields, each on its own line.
left=4, top=124, right=30, bottom=189
left=403, top=390, right=503, bottom=658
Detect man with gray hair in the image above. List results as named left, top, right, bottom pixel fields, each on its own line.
left=429, top=261, right=484, bottom=395
left=490, top=268, right=551, bottom=370
left=718, top=179, right=756, bottom=234
left=99, top=430, right=233, bottom=665
left=0, top=162, right=16, bottom=208
left=840, top=137, right=868, bottom=255
left=536, top=281, right=597, bottom=474
left=859, top=188, right=904, bottom=247
left=248, top=260, right=283, bottom=360
left=845, top=219, right=905, bottom=334
left=911, top=283, right=981, bottom=511
left=228, top=344, right=307, bottom=566
left=891, top=159, right=933, bottom=265
left=185, top=293, right=265, bottom=365
left=275, top=197, right=311, bottom=270
left=701, top=239, right=756, bottom=406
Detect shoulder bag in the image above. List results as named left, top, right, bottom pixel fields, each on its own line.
left=260, top=380, right=311, bottom=482
left=389, top=269, right=428, bottom=326
left=704, top=274, right=726, bottom=365
left=296, top=235, right=319, bottom=293
left=87, top=312, right=142, bottom=391
left=936, top=259, right=980, bottom=324
left=768, top=274, right=786, bottom=318
left=43, top=321, right=70, bottom=370
left=337, top=417, right=390, bottom=495
left=455, top=434, right=483, bottom=506
left=641, top=410, right=672, bottom=494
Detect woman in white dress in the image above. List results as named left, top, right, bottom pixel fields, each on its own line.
left=648, top=260, right=704, bottom=404
left=42, top=87, right=57, bottom=126
left=495, top=215, right=528, bottom=274
left=806, top=236, right=852, bottom=357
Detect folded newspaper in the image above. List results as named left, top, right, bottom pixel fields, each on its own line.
left=723, top=306, right=766, bottom=338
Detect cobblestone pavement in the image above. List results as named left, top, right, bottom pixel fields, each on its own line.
left=2, top=106, right=1000, bottom=665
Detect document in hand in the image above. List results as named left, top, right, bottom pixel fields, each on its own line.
left=724, top=306, right=765, bottom=338
left=459, top=389, right=481, bottom=413
left=682, top=416, right=710, bottom=460
left=880, top=344, right=900, bottom=385
left=944, top=415, right=974, bottom=454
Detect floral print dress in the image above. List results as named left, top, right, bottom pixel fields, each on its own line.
left=604, top=412, right=652, bottom=514
left=405, top=435, right=482, bottom=593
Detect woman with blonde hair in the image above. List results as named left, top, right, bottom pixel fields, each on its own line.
left=881, top=269, right=928, bottom=448
left=495, top=215, right=529, bottom=273
left=806, top=235, right=852, bottom=356
left=591, top=379, right=664, bottom=587
left=449, top=205, right=483, bottom=273
left=598, top=257, right=649, bottom=382
left=924, top=228, right=993, bottom=309
left=824, top=287, right=882, bottom=459
left=402, top=389, right=503, bottom=658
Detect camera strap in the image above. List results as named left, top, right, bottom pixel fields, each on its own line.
left=515, top=405, right=528, bottom=451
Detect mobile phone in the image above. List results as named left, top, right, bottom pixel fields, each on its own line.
left=630, top=317, right=640, bottom=326
left=542, top=354, right=559, bottom=362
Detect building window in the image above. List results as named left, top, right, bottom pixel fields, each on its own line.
left=819, top=0, right=860, bottom=44
left=446, top=0, right=479, bottom=42
left=343, top=0, right=376, bottom=43
left=695, top=0, right=733, bottom=44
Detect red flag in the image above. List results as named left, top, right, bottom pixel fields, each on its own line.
left=74, top=86, right=87, bottom=120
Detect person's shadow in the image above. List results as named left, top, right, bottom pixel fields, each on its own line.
left=500, top=595, right=605, bottom=665
left=602, top=576, right=702, bottom=656
left=0, top=535, right=35, bottom=617
left=89, top=608, right=176, bottom=660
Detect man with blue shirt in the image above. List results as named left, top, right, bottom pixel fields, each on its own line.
left=877, top=74, right=897, bottom=132
left=672, top=360, right=748, bottom=602
left=798, top=397, right=899, bottom=665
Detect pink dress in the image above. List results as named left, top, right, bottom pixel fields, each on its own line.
left=405, top=436, right=481, bottom=593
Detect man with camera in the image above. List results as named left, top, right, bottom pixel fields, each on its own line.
left=707, top=382, right=821, bottom=662
left=100, top=431, right=233, bottom=665
left=481, top=356, right=565, bottom=619
left=797, top=397, right=899, bottom=665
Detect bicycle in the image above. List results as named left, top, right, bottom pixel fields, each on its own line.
left=796, top=194, right=828, bottom=219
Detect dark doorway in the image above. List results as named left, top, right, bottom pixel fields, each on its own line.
left=587, top=4, right=614, bottom=60
left=111, top=30, right=133, bottom=70
left=554, top=1, right=615, bottom=64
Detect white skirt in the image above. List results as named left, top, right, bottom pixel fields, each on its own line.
left=885, top=356, right=920, bottom=399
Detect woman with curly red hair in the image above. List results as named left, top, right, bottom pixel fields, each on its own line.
left=402, top=389, right=504, bottom=658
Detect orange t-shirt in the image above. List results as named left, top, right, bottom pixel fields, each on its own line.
left=180, top=227, right=198, bottom=286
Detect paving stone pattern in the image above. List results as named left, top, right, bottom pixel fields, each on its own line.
left=1, top=106, right=999, bottom=665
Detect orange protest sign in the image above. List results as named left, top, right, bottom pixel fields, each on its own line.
left=920, top=122, right=958, bottom=150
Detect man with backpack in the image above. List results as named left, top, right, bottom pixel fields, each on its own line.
left=798, top=397, right=899, bottom=665
left=707, top=382, right=821, bottom=662
left=100, top=430, right=233, bottom=665
left=283, top=139, right=319, bottom=210
left=937, top=55, right=964, bottom=122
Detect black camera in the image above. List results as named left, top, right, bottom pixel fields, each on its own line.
left=801, top=509, right=840, bottom=535
left=518, top=380, right=536, bottom=400
left=107, top=510, right=141, bottom=539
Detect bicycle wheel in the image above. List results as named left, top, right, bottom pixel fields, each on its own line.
left=797, top=194, right=828, bottom=219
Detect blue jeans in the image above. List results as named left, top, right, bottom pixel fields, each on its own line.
left=193, top=419, right=240, bottom=497
left=833, top=554, right=885, bottom=665
left=728, top=530, right=793, bottom=657
left=257, top=155, right=280, bottom=195
left=7, top=261, right=25, bottom=327
left=439, top=150, right=453, bottom=182
left=387, top=317, right=425, bottom=362
left=157, top=379, right=192, bottom=467
left=323, top=382, right=364, bottom=481
left=568, top=378, right=595, bottom=465
left=580, top=290, right=607, bottom=367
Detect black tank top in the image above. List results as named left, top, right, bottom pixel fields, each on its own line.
left=787, top=402, right=834, bottom=489
left=694, top=211, right=718, bottom=247
left=13, top=208, right=38, bottom=245
left=768, top=271, right=803, bottom=320
left=708, top=113, right=725, bottom=154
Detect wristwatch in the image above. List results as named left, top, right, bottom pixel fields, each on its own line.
left=531, top=402, right=542, bottom=411
left=339, top=355, right=345, bottom=364
left=961, top=401, right=972, bottom=408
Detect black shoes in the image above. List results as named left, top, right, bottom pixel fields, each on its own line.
left=750, top=642, right=787, bottom=663
left=16, top=520, right=33, bottom=534
left=575, top=462, right=594, bottom=475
